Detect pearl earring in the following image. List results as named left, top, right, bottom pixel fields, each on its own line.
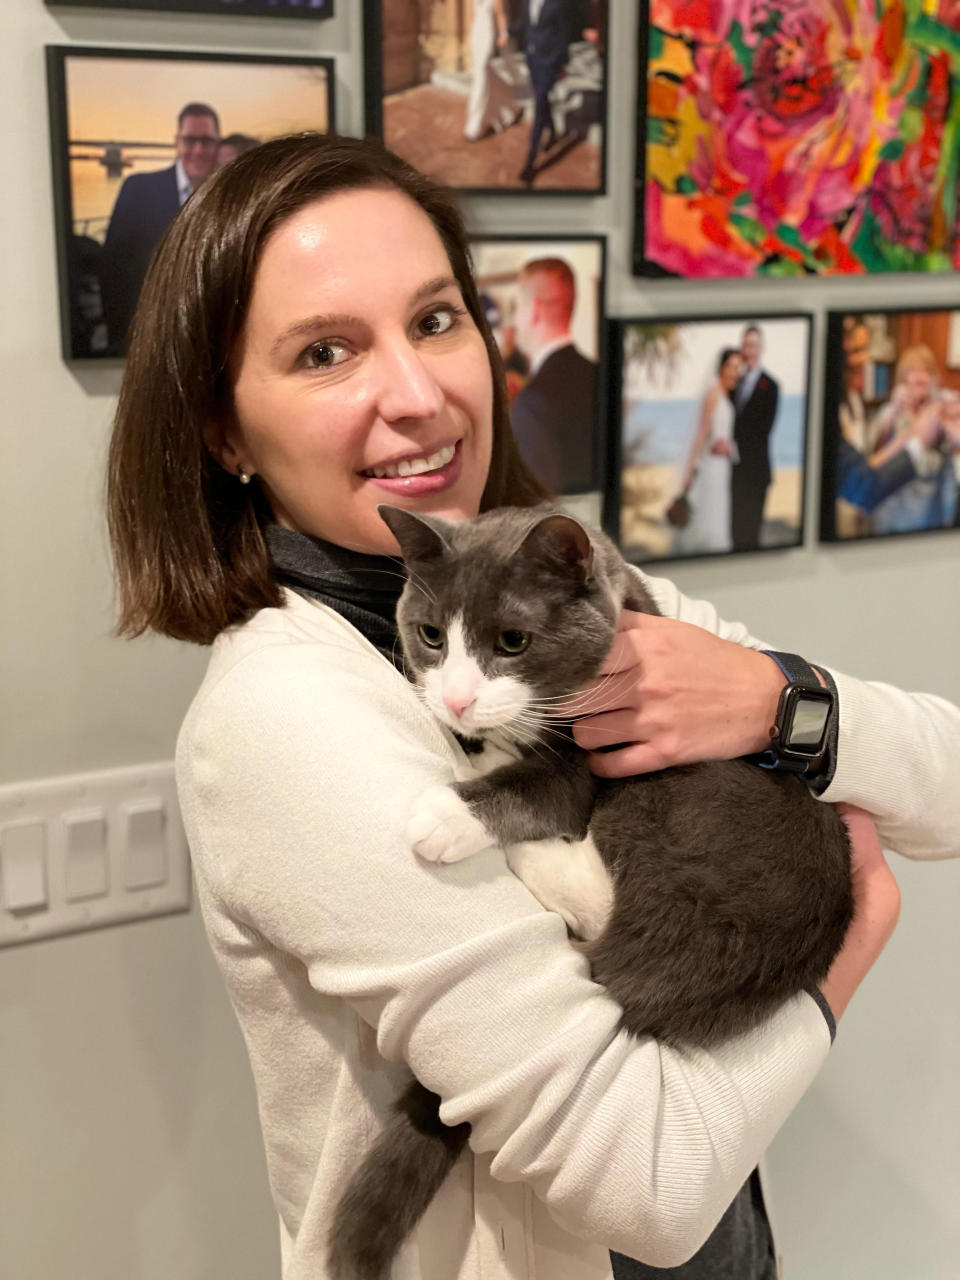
left=238, top=467, right=252, bottom=485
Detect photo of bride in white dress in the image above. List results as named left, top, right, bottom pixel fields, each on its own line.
left=464, top=0, right=523, bottom=142
left=675, top=347, right=742, bottom=554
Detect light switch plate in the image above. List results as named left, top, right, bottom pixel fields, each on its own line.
left=0, top=763, right=189, bottom=948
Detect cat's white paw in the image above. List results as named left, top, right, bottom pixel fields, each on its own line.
left=408, top=785, right=493, bottom=864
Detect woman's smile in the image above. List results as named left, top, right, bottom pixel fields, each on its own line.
left=363, top=432, right=463, bottom=486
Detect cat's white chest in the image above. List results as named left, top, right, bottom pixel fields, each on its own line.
left=453, top=732, right=523, bottom=781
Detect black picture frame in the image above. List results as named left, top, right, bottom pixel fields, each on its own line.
left=45, top=0, right=333, bottom=17
left=363, top=0, right=608, bottom=197
left=471, top=233, right=607, bottom=500
left=605, top=313, right=813, bottom=566
left=820, top=306, right=960, bottom=543
left=46, top=44, right=336, bottom=361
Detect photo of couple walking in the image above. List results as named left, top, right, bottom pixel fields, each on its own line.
left=616, top=317, right=810, bottom=563
left=368, top=0, right=605, bottom=192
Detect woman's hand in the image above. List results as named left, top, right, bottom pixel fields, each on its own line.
left=557, top=611, right=787, bottom=777
left=819, top=805, right=901, bottom=1022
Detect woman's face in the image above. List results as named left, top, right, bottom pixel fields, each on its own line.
left=222, top=188, right=494, bottom=554
left=720, top=354, right=742, bottom=391
left=902, top=367, right=933, bottom=410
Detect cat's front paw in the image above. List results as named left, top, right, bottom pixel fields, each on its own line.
left=408, top=784, right=493, bottom=864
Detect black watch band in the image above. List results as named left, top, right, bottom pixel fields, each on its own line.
left=745, top=650, right=835, bottom=775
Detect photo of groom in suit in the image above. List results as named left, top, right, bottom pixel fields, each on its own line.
left=99, top=102, right=221, bottom=354
left=517, top=0, right=579, bottom=185
left=510, top=255, right=598, bottom=494
left=730, top=324, right=780, bottom=551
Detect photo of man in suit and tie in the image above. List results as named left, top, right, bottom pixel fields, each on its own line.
left=51, top=48, right=335, bottom=359
left=100, top=103, right=221, bottom=354
left=730, top=324, right=780, bottom=552
left=510, top=255, right=599, bottom=494
left=472, top=240, right=603, bottom=499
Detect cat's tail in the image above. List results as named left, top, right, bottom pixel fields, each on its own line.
left=327, top=1079, right=470, bottom=1280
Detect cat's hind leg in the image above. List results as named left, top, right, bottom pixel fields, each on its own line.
left=505, top=835, right=614, bottom=942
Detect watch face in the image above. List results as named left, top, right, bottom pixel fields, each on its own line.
left=783, top=689, right=832, bottom=754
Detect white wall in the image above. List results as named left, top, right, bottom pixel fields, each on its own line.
left=2, top=0, right=958, bottom=1276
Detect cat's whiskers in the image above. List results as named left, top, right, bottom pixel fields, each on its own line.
left=526, top=670, right=637, bottom=712
left=499, top=712, right=571, bottom=756
left=352, top=563, right=438, bottom=607
left=530, top=693, right=633, bottom=721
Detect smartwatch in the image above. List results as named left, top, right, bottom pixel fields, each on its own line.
left=746, top=651, right=835, bottom=774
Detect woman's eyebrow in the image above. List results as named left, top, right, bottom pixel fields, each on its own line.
left=411, top=274, right=460, bottom=303
left=269, top=278, right=461, bottom=357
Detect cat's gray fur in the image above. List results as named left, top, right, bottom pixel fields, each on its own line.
left=328, top=504, right=852, bottom=1280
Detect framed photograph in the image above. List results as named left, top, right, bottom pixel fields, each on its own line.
left=46, top=46, right=336, bottom=360
left=46, top=0, right=333, bottom=16
left=607, top=314, right=812, bottom=565
left=472, top=235, right=606, bottom=505
left=821, top=308, right=960, bottom=542
left=363, top=1, right=607, bottom=195
left=635, top=0, right=960, bottom=278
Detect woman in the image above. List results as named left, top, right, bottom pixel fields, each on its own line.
left=870, top=345, right=950, bottom=534
left=107, top=134, right=953, bottom=1279
left=675, top=346, right=741, bottom=555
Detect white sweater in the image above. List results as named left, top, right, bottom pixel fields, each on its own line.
left=175, top=571, right=960, bottom=1280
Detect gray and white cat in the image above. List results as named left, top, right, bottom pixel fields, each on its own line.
left=328, top=504, right=852, bottom=1280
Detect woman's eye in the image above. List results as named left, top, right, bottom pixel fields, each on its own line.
left=417, top=624, right=444, bottom=649
left=417, top=308, right=459, bottom=338
left=303, top=341, right=349, bottom=370
left=496, top=630, right=530, bottom=655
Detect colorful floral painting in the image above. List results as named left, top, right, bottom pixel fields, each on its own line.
left=637, top=0, right=960, bottom=277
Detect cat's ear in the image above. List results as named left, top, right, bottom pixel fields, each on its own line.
left=378, top=504, right=452, bottom=562
left=520, top=514, right=594, bottom=581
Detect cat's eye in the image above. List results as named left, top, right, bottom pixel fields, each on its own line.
left=417, top=624, right=444, bottom=649
left=496, top=630, right=530, bottom=655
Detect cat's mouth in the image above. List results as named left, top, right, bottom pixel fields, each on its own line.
left=435, top=702, right=545, bottom=748
left=359, top=439, right=462, bottom=493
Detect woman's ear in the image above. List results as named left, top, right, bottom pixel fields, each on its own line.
left=203, top=420, right=247, bottom=477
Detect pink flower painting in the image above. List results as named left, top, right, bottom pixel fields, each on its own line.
left=638, top=0, right=960, bottom=276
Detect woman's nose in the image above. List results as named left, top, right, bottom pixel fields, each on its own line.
left=374, top=339, right=444, bottom=423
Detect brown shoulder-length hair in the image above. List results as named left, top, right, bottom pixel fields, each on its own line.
left=107, top=131, right=548, bottom=645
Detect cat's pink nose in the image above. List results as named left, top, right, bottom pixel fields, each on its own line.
left=444, top=694, right=476, bottom=720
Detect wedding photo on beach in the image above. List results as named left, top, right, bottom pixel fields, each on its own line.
left=614, top=315, right=811, bottom=563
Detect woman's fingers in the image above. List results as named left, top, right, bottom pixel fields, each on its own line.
left=569, top=708, right=639, bottom=751
left=595, top=611, right=666, bottom=673
left=819, top=804, right=900, bottom=1022
left=585, top=743, right=671, bottom=778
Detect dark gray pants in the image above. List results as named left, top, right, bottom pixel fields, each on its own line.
left=610, top=1170, right=777, bottom=1280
